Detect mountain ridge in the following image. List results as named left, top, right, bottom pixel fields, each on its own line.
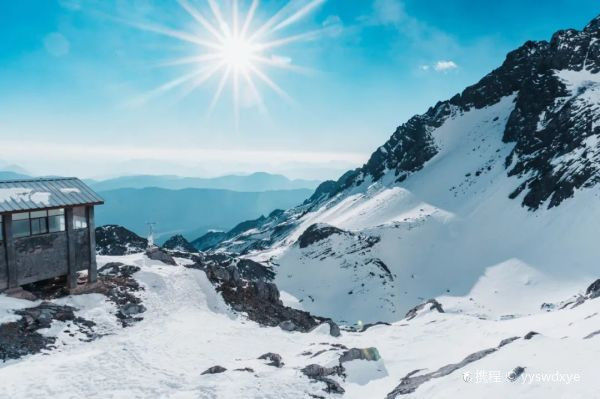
left=86, top=172, right=321, bottom=192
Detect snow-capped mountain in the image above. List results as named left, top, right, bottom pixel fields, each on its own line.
left=208, top=16, right=600, bottom=324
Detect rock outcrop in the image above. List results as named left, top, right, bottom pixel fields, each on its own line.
left=162, top=234, right=197, bottom=253
left=145, top=247, right=177, bottom=266
left=186, top=253, right=339, bottom=337
left=95, top=225, right=148, bottom=255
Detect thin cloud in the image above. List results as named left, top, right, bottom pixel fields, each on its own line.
left=434, top=60, right=458, bottom=71
left=371, top=0, right=406, bottom=25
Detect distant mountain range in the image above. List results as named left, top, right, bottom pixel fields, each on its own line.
left=94, top=187, right=312, bottom=242
left=85, top=172, right=321, bottom=192
left=0, top=169, right=319, bottom=243
left=0, top=171, right=29, bottom=181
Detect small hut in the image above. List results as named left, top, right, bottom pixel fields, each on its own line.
left=0, top=177, right=103, bottom=291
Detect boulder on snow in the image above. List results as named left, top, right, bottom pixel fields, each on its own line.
left=145, top=247, right=177, bottom=266
left=301, top=364, right=345, bottom=395
left=201, top=366, right=227, bottom=375
left=508, top=366, right=526, bottom=382
left=98, top=262, right=141, bottom=278
left=317, top=377, right=345, bottom=394
left=301, top=364, right=343, bottom=378
left=258, top=352, right=284, bottom=368
left=119, top=303, right=146, bottom=317
left=405, top=299, right=444, bottom=320
left=339, top=347, right=381, bottom=364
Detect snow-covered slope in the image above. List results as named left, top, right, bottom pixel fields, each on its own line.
left=1, top=254, right=600, bottom=398
left=210, top=16, right=600, bottom=325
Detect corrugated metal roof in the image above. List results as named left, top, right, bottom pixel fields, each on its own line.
left=0, top=177, right=104, bottom=213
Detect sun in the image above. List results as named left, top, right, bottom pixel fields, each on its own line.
left=129, top=0, right=330, bottom=127
left=219, top=36, right=256, bottom=71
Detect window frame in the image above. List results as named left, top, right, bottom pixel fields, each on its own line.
left=48, top=209, right=66, bottom=233
left=12, top=212, right=32, bottom=238
left=10, top=208, right=67, bottom=239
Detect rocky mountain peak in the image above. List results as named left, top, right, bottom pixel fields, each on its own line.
left=583, top=14, right=600, bottom=32
left=162, top=234, right=196, bottom=253
left=309, top=14, right=600, bottom=210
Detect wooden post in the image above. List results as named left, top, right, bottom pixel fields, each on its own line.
left=87, top=206, right=97, bottom=283
left=65, top=207, right=77, bottom=290
left=4, top=216, right=17, bottom=288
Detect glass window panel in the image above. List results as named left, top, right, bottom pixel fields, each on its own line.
left=49, top=215, right=65, bottom=232
left=12, top=212, right=30, bottom=221
left=0, top=221, right=3, bottom=241
left=72, top=206, right=88, bottom=229
left=13, top=219, right=31, bottom=238
left=31, top=218, right=48, bottom=235
left=30, top=210, right=47, bottom=218
left=48, top=208, right=64, bottom=216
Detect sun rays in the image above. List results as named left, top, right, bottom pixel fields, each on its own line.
left=128, top=0, right=328, bottom=127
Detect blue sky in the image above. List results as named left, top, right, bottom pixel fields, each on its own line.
left=1, top=0, right=599, bottom=179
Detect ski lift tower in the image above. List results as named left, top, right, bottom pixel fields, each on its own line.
left=146, top=222, right=157, bottom=248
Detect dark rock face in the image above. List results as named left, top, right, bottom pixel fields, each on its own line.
left=201, top=366, right=227, bottom=375
left=498, top=336, right=520, bottom=348
left=258, top=352, right=284, bottom=368
left=95, top=225, right=148, bottom=256
left=145, top=247, right=177, bottom=266
left=586, top=279, right=600, bottom=298
left=304, top=180, right=339, bottom=204
left=298, top=224, right=345, bottom=248
left=186, top=253, right=339, bottom=336
left=0, top=302, right=96, bottom=362
left=191, top=211, right=287, bottom=252
left=191, top=209, right=295, bottom=254
left=190, top=231, right=227, bottom=251
left=162, top=234, right=196, bottom=253
left=297, top=224, right=382, bottom=263
left=405, top=299, right=445, bottom=320
left=523, top=331, right=539, bottom=340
